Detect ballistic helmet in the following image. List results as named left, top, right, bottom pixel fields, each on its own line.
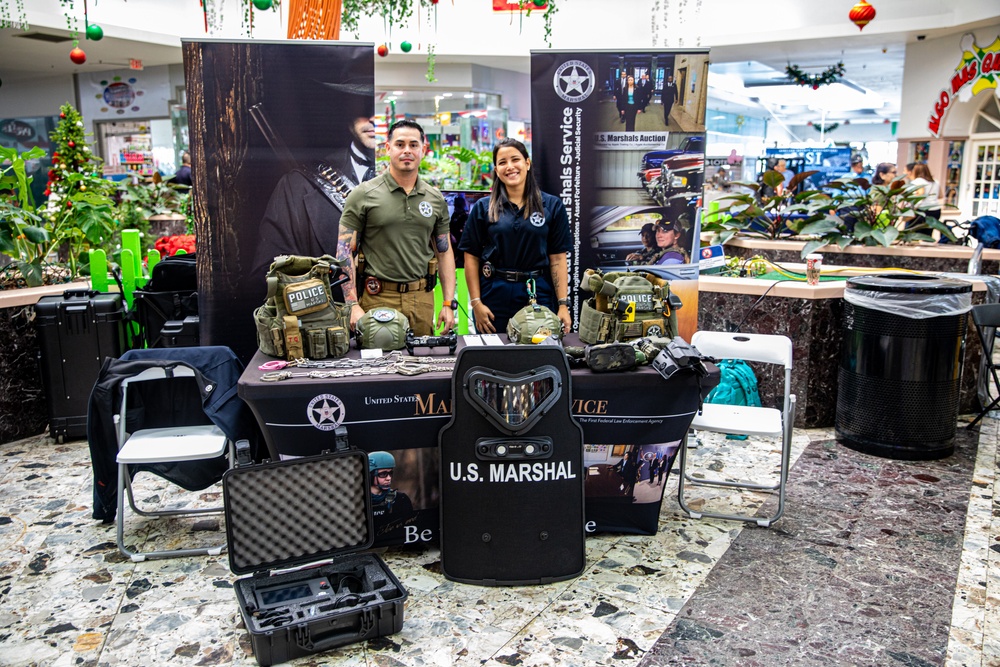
left=507, top=303, right=563, bottom=344
left=357, top=307, right=410, bottom=350
left=369, top=451, right=396, bottom=472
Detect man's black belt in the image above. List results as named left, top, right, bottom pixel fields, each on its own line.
left=487, top=268, right=543, bottom=282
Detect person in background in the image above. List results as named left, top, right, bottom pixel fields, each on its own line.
left=903, top=162, right=917, bottom=184
left=662, top=74, right=679, bottom=127
left=871, top=162, right=898, bottom=186
left=773, top=157, right=794, bottom=196
left=613, top=71, right=629, bottom=124
left=337, top=119, right=457, bottom=336
left=459, top=138, right=572, bottom=336
left=653, top=219, right=690, bottom=265
left=368, top=451, right=415, bottom=541
left=847, top=155, right=871, bottom=180
left=626, top=222, right=659, bottom=264
left=638, top=72, right=654, bottom=113
left=172, top=151, right=192, bottom=186
left=621, top=75, right=643, bottom=132
left=909, top=162, right=942, bottom=220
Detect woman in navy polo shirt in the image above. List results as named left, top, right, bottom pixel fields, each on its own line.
left=458, top=138, right=572, bottom=336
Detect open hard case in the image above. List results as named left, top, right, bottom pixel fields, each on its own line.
left=223, top=431, right=407, bottom=666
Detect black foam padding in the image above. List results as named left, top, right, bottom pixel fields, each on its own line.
left=225, top=453, right=371, bottom=574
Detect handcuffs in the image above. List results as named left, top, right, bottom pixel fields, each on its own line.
left=260, top=352, right=456, bottom=381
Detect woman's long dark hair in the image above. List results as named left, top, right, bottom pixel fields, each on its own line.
left=488, top=138, right=544, bottom=223
left=872, top=162, right=896, bottom=186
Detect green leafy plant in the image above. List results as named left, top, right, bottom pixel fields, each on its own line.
left=418, top=146, right=492, bottom=191
left=796, top=177, right=956, bottom=256
left=702, top=170, right=827, bottom=244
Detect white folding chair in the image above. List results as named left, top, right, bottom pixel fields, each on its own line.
left=677, top=331, right=796, bottom=527
left=115, top=365, right=233, bottom=561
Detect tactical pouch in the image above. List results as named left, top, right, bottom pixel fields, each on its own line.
left=255, top=254, right=351, bottom=360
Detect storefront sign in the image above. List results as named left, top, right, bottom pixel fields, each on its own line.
left=928, top=33, right=1000, bottom=137
left=0, top=119, right=34, bottom=141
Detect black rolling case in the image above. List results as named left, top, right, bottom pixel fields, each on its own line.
left=36, top=289, right=126, bottom=443
left=134, top=253, right=199, bottom=348
left=223, top=431, right=407, bottom=666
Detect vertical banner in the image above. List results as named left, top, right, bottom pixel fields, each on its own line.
left=182, top=40, right=374, bottom=362
left=531, top=49, right=709, bottom=535
left=530, top=49, right=709, bottom=341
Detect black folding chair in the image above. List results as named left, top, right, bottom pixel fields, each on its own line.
left=969, top=303, right=1000, bottom=429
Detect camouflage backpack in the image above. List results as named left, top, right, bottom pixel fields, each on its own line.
left=577, top=268, right=681, bottom=344
left=254, top=254, right=352, bottom=360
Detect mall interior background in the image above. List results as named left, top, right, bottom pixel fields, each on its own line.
left=0, top=0, right=998, bottom=218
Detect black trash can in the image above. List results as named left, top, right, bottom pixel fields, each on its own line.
left=836, top=273, right=972, bottom=460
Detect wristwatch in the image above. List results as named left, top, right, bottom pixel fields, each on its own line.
left=449, top=299, right=459, bottom=310
left=557, top=298, right=570, bottom=307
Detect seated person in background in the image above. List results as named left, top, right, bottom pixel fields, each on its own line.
left=626, top=222, right=659, bottom=264
left=871, top=162, right=897, bottom=186
left=653, top=219, right=690, bottom=265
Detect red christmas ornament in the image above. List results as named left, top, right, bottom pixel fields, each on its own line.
left=430, top=0, right=439, bottom=3
left=377, top=44, right=389, bottom=57
left=44, top=188, right=51, bottom=196
left=59, top=112, right=66, bottom=119
left=52, top=152, right=60, bottom=158
left=70, top=47, right=87, bottom=65
left=812, top=84, right=819, bottom=90
left=68, top=141, right=76, bottom=148
left=849, top=0, right=876, bottom=31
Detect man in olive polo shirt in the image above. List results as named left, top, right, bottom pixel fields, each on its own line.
left=337, top=119, right=457, bottom=336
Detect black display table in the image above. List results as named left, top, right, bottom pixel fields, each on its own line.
left=238, top=335, right=717, bottom=545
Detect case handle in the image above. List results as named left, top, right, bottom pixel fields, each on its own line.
left=295, top=609, right=376, bottom=652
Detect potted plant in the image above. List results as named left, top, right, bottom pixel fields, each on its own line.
left=796, top=177, right=956, bottom=256
left=702, top=170, right=956, bottom=259
left=702, top=169, right=828, bottom=245
left=0, top=144, right=116, bottom=287
left=118, top=173, right=191, bottom=239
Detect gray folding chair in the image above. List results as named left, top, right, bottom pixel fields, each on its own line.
left=968, top=303, right=1000, bottom=429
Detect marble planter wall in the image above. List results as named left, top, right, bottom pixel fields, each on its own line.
left=725, top=239, right=1000, bottom=275
left=698, top=279, right=986, bottom=429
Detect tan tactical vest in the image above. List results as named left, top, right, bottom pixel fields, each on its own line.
left=254, top=255, right=352, bottom=360
left=577, top=269, right=680, bottom=344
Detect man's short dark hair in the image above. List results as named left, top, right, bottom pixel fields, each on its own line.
left=851, top=155, right=863, bottom=165
left=388, top=119, right=425, bottom=143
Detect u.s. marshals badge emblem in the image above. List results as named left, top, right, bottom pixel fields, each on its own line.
left=418, top=201, right=433, bottom=217
left=307, top=394, right=345, bottom=431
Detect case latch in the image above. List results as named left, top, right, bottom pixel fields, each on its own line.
left=235, top=439, right=253, bottom=467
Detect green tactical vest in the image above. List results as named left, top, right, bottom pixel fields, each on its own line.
left=254, top=254, right=352, bottom=360
left=577, top=268, right=680, bottom=345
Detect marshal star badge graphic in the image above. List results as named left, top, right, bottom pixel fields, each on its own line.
left=307, top=393, right=346, bottom=431
left=553, top=60, right=595, bottom=103
left=529, top=212, right=545, bottom=227
left=418, top=201, right=433, bottom=217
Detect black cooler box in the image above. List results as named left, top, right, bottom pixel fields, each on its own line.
left=36, top=289, right=126, bottom=442
left=223, top=432, right=407, bottom=666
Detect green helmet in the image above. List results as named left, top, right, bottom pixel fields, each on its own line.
left=369, top=450, right=396, bottom=472
left=357, top=307, right=410, bottom=350
left=507, top=303, right=563, bottom=345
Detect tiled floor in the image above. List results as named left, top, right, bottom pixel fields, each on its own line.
left=1, top=418, right=998, bottom=666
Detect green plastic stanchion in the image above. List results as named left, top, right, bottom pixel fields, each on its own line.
left=147, top=249, right=161, bottom=279
left=89, top=249, right=109, bottom=293
left=432, top=267, right=470, bottom=335
left=120, top=249, right=137, bottom=309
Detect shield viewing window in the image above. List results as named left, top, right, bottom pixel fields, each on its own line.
left=464, top=366, right=562, bottom=434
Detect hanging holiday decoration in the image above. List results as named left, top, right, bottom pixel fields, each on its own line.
left=532, top=0, right=546, bottom=6
left=85, top=23, right=103, bottom=40
left=377, top=44, right=389, bottom=57
left=69, top=47, right=87, bottom=65
left=0, top=0, right=29, bottom=31
left=849, top=0, right=876, bottom=31
left=400, top=40, right=412, bottom=52
left=785, top=62, right=846, bottom=89
left=808, top=121, right=840, bottom=134
left=287, top=0, right=341, bottom=39
left=341, top=1, right=418, bottom=40
left=252, top=0, right=274, bottom=9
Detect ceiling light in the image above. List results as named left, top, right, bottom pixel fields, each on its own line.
left=442, top=93, right=453, bottom=97
left=464, top=94, right=475, bottom=99
left=392, top=90, right=403, bottom=95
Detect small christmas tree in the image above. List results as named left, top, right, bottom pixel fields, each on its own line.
left=39, top=103, right=117, bottom=278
